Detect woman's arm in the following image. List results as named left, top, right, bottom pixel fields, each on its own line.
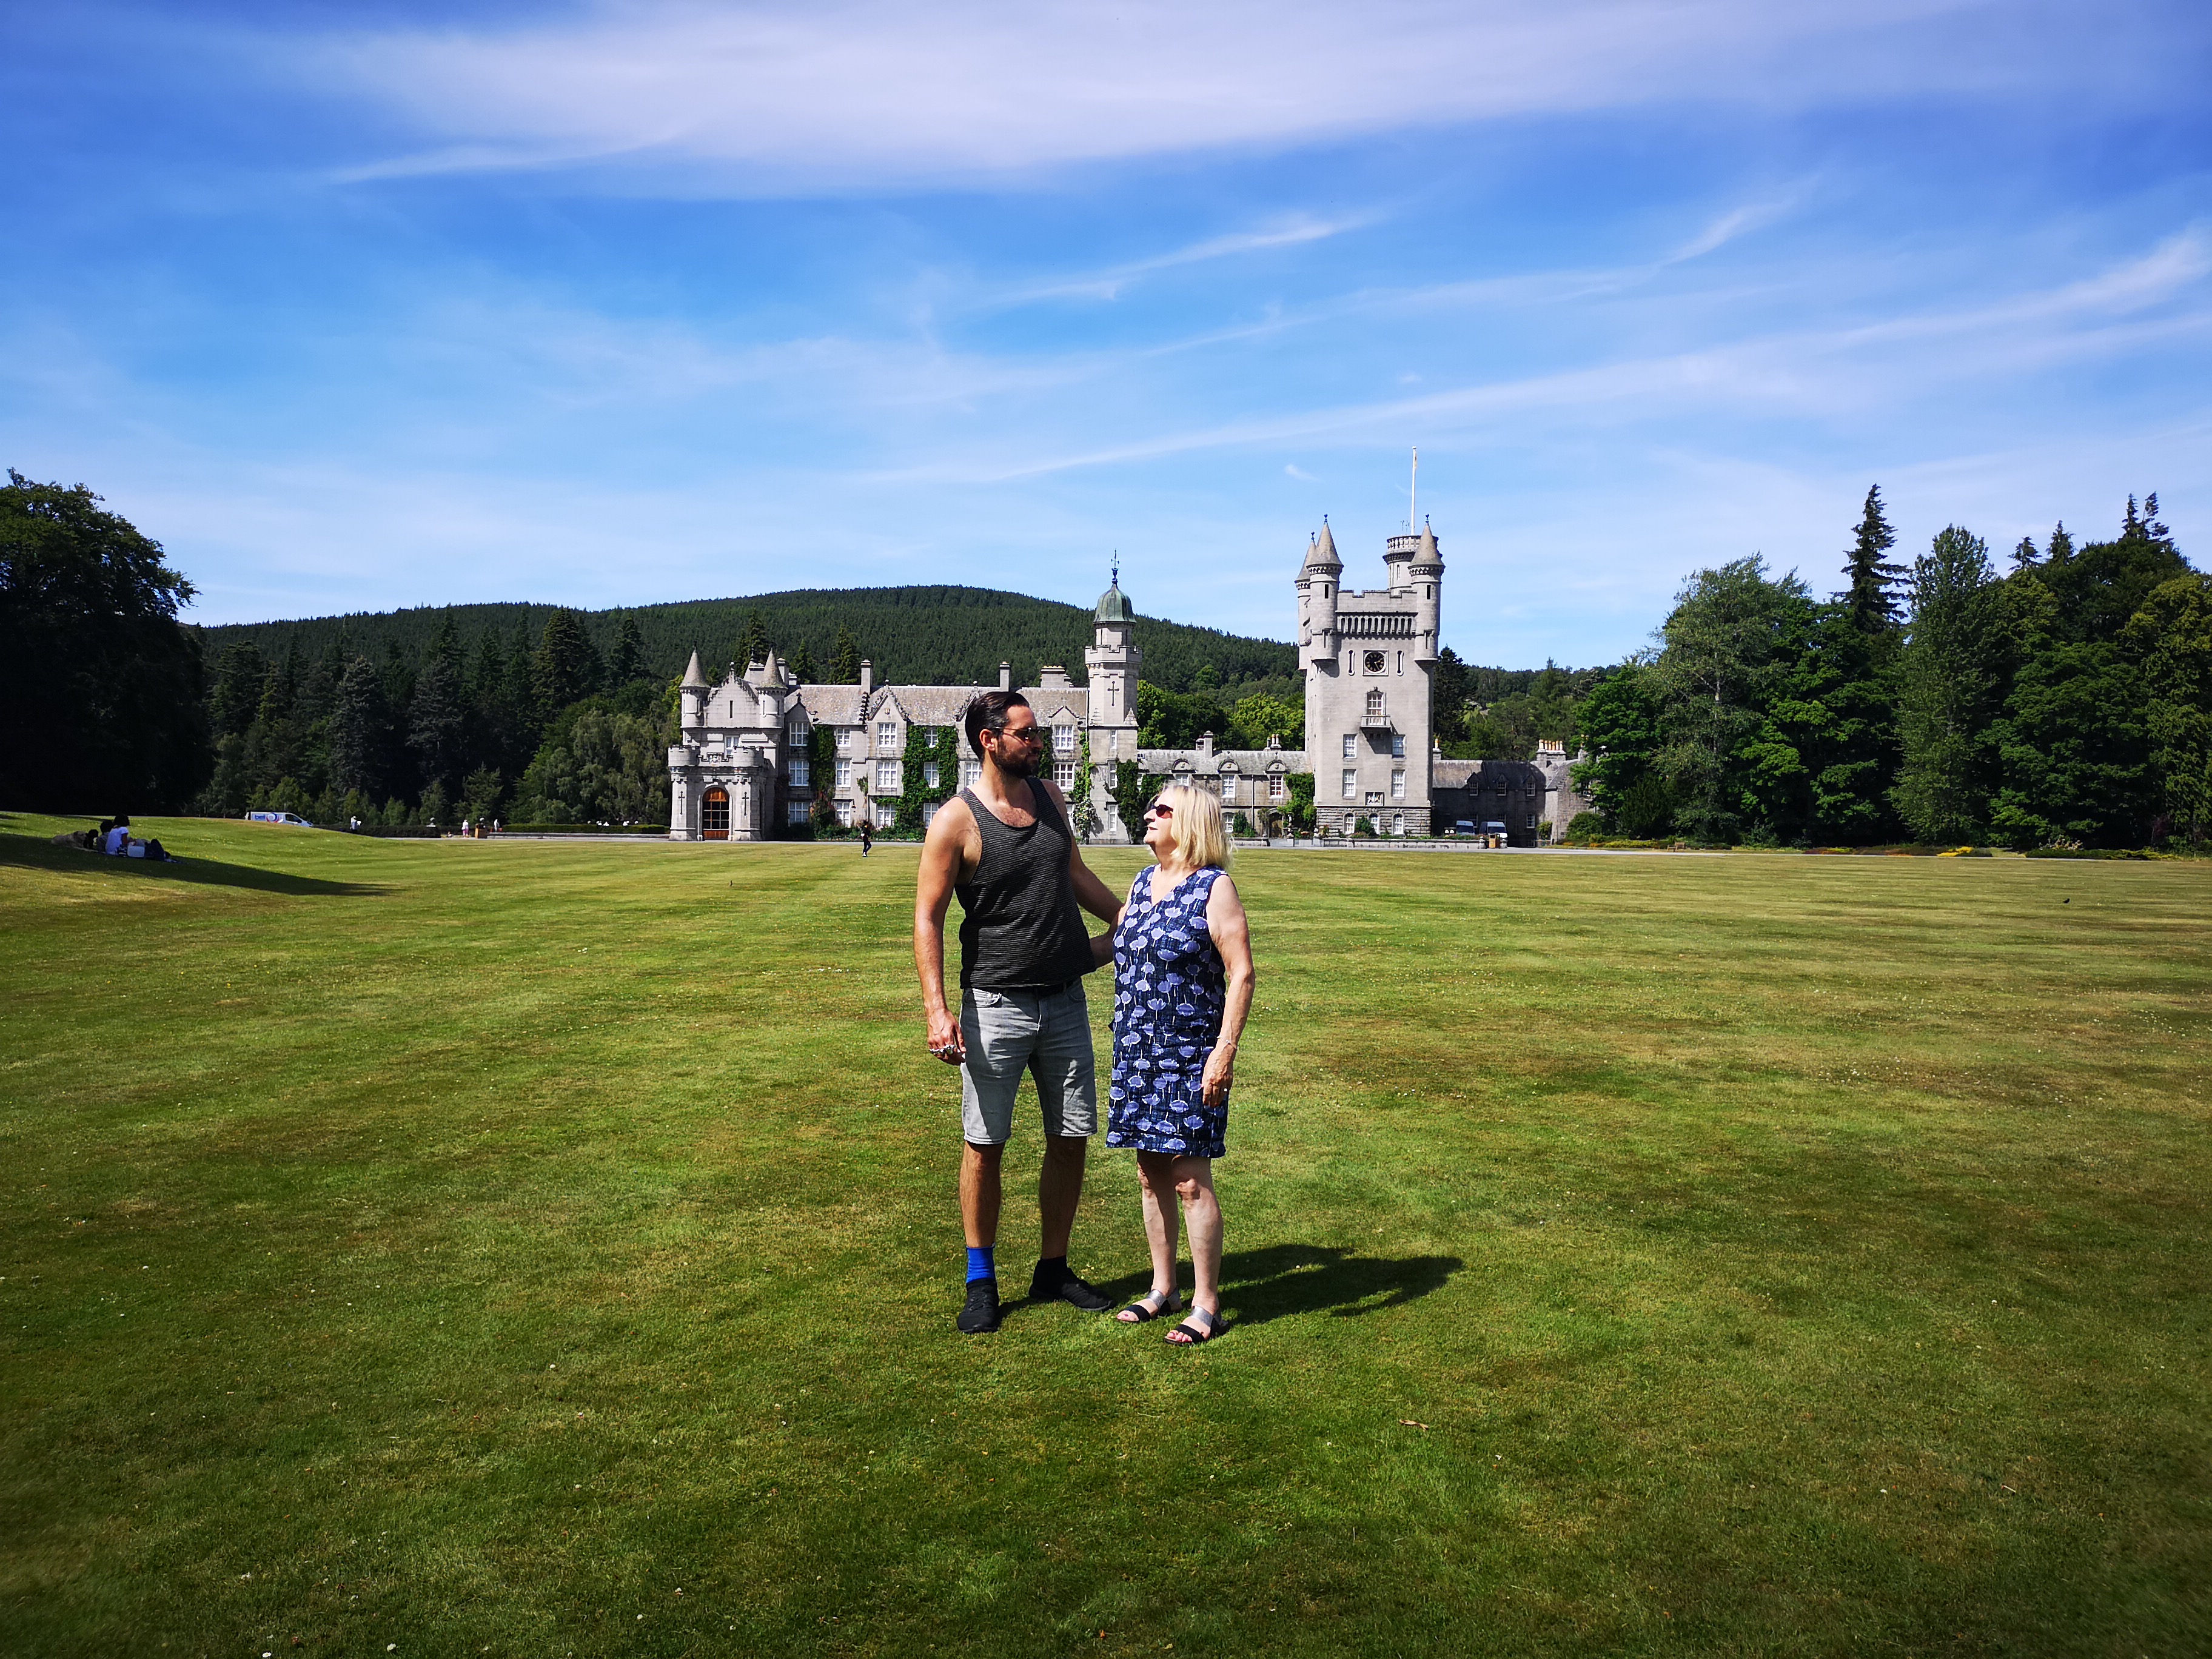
left=1201, top=874, right=1254, bottom=1107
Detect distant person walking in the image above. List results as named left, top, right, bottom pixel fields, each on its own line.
left=915, top=689, right=1125, bottom=1333
left=860, top=819, right=874, bottom=857
left=1106, top=783, right=1254, bottom=1346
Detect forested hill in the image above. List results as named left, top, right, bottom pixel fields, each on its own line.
left=200, top=585, right=1297, bottom=698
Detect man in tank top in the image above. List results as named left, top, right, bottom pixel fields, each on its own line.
left=915, top=689, right=1125, bottom=1333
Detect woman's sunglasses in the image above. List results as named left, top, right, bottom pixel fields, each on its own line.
left=1145, top=802, right=1175, bottom=818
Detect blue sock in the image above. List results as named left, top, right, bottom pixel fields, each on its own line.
left=965, top=1245, right=996, bottom=1283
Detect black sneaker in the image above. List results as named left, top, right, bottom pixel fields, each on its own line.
left=1030, top=1261, right=1112, bottom=1312
left=957, top=1276, right=1002, bottom=1333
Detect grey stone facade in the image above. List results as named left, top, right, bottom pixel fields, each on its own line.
left=666, top=585, right=1141, bottom=842
left=666, top=520, right=1589, bottom=843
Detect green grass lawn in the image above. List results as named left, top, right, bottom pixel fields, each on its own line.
left=3, top=813, right=2208, bottom=1657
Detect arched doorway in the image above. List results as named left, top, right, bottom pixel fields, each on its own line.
left=702, top=788, right=730, bottom=840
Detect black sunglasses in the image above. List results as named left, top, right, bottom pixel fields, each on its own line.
left=1145, top=801, right=1175, bottom=817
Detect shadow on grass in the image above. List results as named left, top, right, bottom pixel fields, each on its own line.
left=1085, top=1243, right=1462, bottom=1327
left=0, top=833, right=387, bottom=898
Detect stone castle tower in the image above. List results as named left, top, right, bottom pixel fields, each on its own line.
left=1296, top=517, right=1444, bottom=836
left=1084, top=571, right=1142, bottom=840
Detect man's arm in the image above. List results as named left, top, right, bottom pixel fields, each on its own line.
left=1044, top=780, right=1124, bottom=925
left=914, top=797, right=973, bottom=1065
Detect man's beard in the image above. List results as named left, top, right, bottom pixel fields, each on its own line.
left=993, top=745, right=1036, bottom=779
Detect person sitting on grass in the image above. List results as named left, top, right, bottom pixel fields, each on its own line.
left=1104, top=783, right=1255, bottom=1347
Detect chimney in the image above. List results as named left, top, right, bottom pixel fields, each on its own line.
left=998, top=661, right=1012, bottom=691
left=1196, top=731, right=1215, bottom=757
left=860, top=659, right=874, bottom=697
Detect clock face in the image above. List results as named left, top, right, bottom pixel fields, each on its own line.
left=1364, top=650, right=1386, bottom=672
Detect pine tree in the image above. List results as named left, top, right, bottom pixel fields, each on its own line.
left=1843, top=485, right=1906, bottom=631
left=788, top=639, right=819, bottom=682
left=328, top=655, right=389, bottom=800
left=2012, top=535, right=2041, bottom=569
left=209, top=643, right=267, bottom=738
left=534, top=608, right=602, bottom=716
left=832, top=626, right=861, bottom=684
left=2046, top=521, right=2074, bottom=563
left=409, top=615, right=467, bottom=798
left=1891, top=527, right=2003, bottom=842
left=608, top=615, right=645, bottom=685
left=737, top=609, right=770, bottom=668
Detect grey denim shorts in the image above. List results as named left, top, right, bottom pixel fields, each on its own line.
left=959, top=982, right=1099, bottom=1145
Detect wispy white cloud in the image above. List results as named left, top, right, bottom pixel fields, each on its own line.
left=296, top=0, right=2173, bottom=191
left=974, top=215, right=1377, bottom=307
left=860, top=231, right=2212, bottom=483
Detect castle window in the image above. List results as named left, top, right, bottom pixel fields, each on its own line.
left=1055, top=760, right=1075, bottom=789
left=835, top=757, right=851, bottom=788
left=1269, top=774, right=1285, bottom=802
left=1341, top=768, right=1357, bottom=799
left=1391, top=769, right=1405, bottom=799
left=923, top=800, right=942, bottom=828
left=835, top=799, right=854, bottom=827
left=1108, top=730, right=1119, bottom=755
left=788, top=757, right=810, bottom=788
left=786, top=714, right=809, bottom=743
left=876, top=801, right=896, bottom=829
left=876, top=760, right=899, bottom=793
left=1341, top=733, right=1356, bottom=760
left=877, top=720, right=898, bottom=751
left=1392, top=813, right=1406, bottom=836
left=923, top=760, right=940, bottom=788
left=1397, top=651, right=1404, bottom=673
left=961, top=758, right=982, bottom=788
left=1365, top=688, right=1385, bottom=718
left=1054, top=722, right=1074, bottom=753
left=786, top=799, right=810, bottom=826
left=1392, top=732, right=1406, bottom=758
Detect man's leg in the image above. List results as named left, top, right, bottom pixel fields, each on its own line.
left=961, top=1140, right=1005, bottom=1250
left=1028, top=985, right=1110, bottom=1310
left=956, top=989, right=1028, bottom=1333
left=1037, top=1134, right=1087, bottom=1259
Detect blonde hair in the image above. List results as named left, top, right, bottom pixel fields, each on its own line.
left=1153, top=782, right=1233, bottom=871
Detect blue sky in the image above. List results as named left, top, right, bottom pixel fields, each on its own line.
left=5, top=1, right=2208, bottom=665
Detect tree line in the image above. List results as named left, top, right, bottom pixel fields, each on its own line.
left=200, top=584, right=1301, bottom=701
left=1572, top=489, right=2205, bottom=848
left=7, top=468, right=2199, bottom=848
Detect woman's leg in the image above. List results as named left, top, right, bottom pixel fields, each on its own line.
left=1134, top=1151, right=1181, bottom=1300
left=1172, top=1156, right=1222, bottom=1315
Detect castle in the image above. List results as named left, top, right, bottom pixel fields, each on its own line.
left=666, top=520, right=1589, bottom=843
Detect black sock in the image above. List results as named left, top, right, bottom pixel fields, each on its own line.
left=1035, top=1255, right=1068, bottom=1283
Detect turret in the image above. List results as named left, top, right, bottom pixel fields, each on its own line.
left=1410, top=518, right=1443, bottom=663
left=1296, top=519, right=1341, bottom=669
left=680, top=649, right=708, bottom=732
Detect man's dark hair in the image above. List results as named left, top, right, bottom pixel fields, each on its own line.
left=964, top=690, right=1030, bottom=759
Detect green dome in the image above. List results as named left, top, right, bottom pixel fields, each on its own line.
left=1094, top=580, right=1133, bottom=624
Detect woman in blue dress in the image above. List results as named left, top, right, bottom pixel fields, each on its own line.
left=1098, top=782, right=1255, bottom=1344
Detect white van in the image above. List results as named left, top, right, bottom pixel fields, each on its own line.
left=246, top=811, right=315, bottom=828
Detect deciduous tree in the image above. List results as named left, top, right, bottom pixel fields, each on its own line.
left=0, top=471, right=209, bottom=809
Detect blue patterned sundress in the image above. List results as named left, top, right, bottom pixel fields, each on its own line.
left=1107, top=865, right=1231, bottom=1159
